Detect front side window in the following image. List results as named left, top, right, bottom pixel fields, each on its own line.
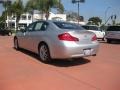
left=34, top=22, right=48, bottom=31
left=26, top=23, right=35, bottom=31
left=34, top=22, right=43, bottom=31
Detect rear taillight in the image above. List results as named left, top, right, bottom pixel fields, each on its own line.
left=58, top=33, right=79, bottom=41
left=92, top=35, right=97, bottom=41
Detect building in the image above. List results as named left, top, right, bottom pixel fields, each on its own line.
left=6, top=12, right=67, bottom=30
left=33, top=11, right=66, bottom=21
left=68, top=20, right=86, bottom=25
left=6, top=13, right=33, bottom=30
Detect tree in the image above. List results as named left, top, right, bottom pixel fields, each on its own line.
left=2, top=0, right=12, bottom=28
left=66, top=11, right=84, bottom=22
left=0, top=11, right=6, bottom=23
left=3, top=0, right=24, bottom=30
left=39, top=0, right=64, bottom=20
left=88, top=17, right=102, bottom=26
left=66, top=11, right=78, bottom=21
left=0, top=12, right=6, bottom=29
left=57, top=2, right=64, bottom=14
left=25, top=0, right=38, bottom=22
left=25, top=0, right=64, bottom=20
left=25, top=0, right=37, bottom=12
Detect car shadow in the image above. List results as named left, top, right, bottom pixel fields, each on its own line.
left=99, top=40, right=120, bottom=44
left=49, top=58, right=91, bottom=67
left=108, top=41, right=120, bottom=44
left=13, top=47, right=91, bottom=67
left=98, top=40, right=106, bottom=43
left=13, top=47, right=40, bottom=59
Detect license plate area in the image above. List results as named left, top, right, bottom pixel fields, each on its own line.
left=83, top=49, right=91, bottom=56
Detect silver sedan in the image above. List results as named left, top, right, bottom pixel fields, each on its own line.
left=14, top=20, right=99, bottom=62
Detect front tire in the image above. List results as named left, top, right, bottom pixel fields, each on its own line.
left=14, top=38, right=19, bottom=50
left=38, top=44, right=51, bottom=63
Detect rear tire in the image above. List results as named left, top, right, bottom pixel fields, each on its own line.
left=102, top=38, right=105, bottom=41
left=38, top=43, right=51, bottom=63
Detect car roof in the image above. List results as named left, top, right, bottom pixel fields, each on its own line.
left=82, top=25, right=98, bottom=27
left=34, top=20, right=76, bottom=24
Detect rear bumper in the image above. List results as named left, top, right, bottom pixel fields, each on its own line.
left=50, top=41, right=99, bottom=59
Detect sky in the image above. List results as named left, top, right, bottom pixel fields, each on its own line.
left=0, top=0, right=120, bottom=23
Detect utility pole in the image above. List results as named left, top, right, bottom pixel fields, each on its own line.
left=72, top=0, right=85, bottom=24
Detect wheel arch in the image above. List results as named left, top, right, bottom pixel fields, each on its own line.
left=14, top=36, right=20, bottom=49
left=14, top=36, right=18, bottom=41
left=38, top=41, right=50, bottom=53
left=38, top=41, right=51, bottom=62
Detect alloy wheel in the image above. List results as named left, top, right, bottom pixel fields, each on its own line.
left=39, top=44, right=51, bottom=62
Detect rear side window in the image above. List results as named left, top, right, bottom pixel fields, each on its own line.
left=107, top=26, right=120, bottom=31
left=54, top=22, right=84, bottom=30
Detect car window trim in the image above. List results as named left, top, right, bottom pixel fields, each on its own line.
left=25, top=22, right=36, bottom=32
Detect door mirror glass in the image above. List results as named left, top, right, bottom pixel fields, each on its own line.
left=20, top=28, right=26, bottom=33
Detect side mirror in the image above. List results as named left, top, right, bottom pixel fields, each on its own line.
left=20, top=28, right=26, bottom=33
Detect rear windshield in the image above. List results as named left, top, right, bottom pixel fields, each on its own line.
left=53, top=22, right=84, bottom=30
left=107, top=26, right=120, bottom=31
left=82, top=26, right=100, bottom=31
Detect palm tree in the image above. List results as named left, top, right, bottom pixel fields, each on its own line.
left=2, top=0, right=12, bottom=29
left=43, top=0, right=64, bottom=20
left=0, top=11, right=6, bottom=29
left=11, top=0, right=24, bottom=28
left=26, top=0, right=64, bottom=20
left=25, top=0, right=38, bottom=22
left=57, top=1, right=64, bottom=14
left=3, top=0, right=24, bottom=30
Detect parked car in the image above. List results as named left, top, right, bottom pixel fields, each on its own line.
left=105, top=26, right=120, bottom=43
left=14, top=20, right=99, bottom=63
left=0, top=28, right=12, bottom=36
left=82, top=25, right=105, bottom=41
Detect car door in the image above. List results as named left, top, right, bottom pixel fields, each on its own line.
left=19, top=22, right=36, bottom=50
left=25, top=21, right=49, bottom=53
